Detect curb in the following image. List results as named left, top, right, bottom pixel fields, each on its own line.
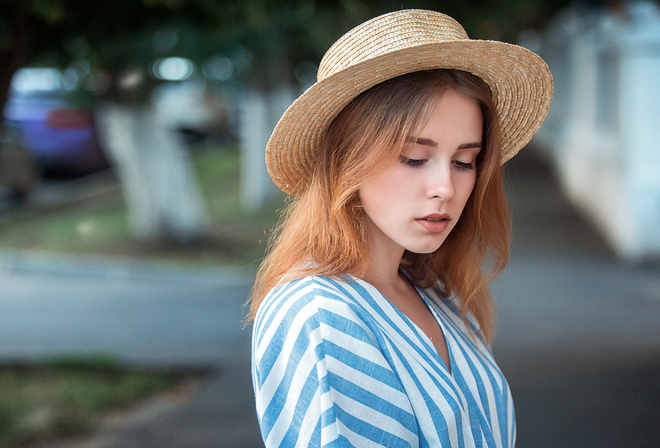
left=0, top=249, right=255, bottom=286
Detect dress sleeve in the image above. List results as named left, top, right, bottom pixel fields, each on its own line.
left=252, top=283, right=419, bottom=447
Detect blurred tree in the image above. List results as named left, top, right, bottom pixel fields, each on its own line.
left=212, top=0, right=577, bottom=90
left=0, top=0, right=592, bottom=141
left=1, top=0, right=577, bottom=235
left=0, top=0, right=224, bottom=244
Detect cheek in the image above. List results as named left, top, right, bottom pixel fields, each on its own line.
left=359, top=170, right=410, bottom=215
left=443, top=174, right=475, bottom=224
left=459, top=174, right=477, bottom=201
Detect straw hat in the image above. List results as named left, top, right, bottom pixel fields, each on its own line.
left=266, top=9, right=553, bottom=195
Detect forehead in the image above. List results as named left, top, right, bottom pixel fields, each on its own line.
left=411, top=89, right=483, bottom=137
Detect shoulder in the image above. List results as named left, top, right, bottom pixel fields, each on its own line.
left=254, top=275, right=362, bottom=323
left=252, top=275, right=390, bottom=389
left=252, top=275, right=380, bottom=348
left=252, top=277, right=419, bottom=447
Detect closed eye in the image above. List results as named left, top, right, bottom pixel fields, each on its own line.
left=453, top=160, right=475, bottom=170
left=399, top=156, right=426, bottom=167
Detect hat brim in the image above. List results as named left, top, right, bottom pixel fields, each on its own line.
left=266, top=39, right=553, bottom=196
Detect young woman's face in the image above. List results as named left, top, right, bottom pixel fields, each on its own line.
left=359, top=89, right=482, bottom=258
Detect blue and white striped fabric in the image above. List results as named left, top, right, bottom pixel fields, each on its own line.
left=251, top=274, right=515, bottom=447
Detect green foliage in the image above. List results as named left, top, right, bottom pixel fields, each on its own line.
left=0, top=198, right=129, bottom=253
left=2, top=0, right=575, bottom=88
left=43, top=353, right=125, bottom=374
left=0, top=355, right=185, bottom=447
left=27, top=0, right=66, bottom=25
left=0, top=146, right=281, bottom=267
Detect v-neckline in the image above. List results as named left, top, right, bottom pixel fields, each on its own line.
left=352, top=274, right=454, bottom=375
left=409, top=282, right=454, bottom=375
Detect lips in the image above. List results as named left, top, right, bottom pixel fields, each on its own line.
left=416, top=213, right=451, bottom=233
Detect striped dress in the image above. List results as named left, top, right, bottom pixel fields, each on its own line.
left=251, top=274, right=515, bottom=447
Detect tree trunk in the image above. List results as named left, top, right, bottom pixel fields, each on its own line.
left=0, top=10, right=33, bottom=116
left=96, top=103, right=209, bottom=244
left=239, top=83, right=295, bottom=211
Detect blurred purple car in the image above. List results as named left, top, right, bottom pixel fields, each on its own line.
left=4, top=85, right=109, bottom=177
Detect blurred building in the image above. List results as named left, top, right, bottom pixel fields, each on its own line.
left=531, top=0, right=660, bottom=262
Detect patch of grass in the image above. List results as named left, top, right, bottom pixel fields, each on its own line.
left=189, top=146, right=285, bottom=267
left=0, top=355, right=197, bottom=447
left=195, top=146, right=246, bottom=218
left=0, top=145, right=284, bottom=268
left=0, top=200, right=128, bottom=253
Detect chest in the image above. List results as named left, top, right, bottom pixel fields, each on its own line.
left=386, top=285, right=452, bottom=372
left=374, top=302, right=514, bottom=448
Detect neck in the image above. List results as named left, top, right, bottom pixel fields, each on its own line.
left=361, top=240, right=406, bottom=293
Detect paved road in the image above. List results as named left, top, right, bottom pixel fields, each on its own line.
left=1, top=253, right=252, bottom=364
left=495, top=151, right=660, bottom=448
left=0, top=254, right=263, bottom=448
left=1, top=149, right=659, bottom=447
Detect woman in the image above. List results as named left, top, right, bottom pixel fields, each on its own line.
left=249, top=9, right=552, bottom=448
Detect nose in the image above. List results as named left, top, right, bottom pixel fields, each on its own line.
left=427, top=163, right=455, bottom=200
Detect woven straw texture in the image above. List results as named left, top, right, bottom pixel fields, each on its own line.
left=266, top=9, right=553, bottom=196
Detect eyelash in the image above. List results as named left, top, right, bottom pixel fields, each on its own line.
left=454, top=161, right=476, bottom=171
left=399, top=156, right=425, bottom=167
left=399, top=156, right=475, bottom=171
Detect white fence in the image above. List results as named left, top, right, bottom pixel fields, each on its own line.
left=531, top=0, right=660, bottom=262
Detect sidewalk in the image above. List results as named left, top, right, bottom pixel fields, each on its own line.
left=4, top=148, right=659, bottom=448
left=496, top=149, right=660, bottom=448
left=1, top=254, right=264, bottom=448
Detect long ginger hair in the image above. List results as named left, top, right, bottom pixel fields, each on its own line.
left=249, top=69, right=510, bottom=344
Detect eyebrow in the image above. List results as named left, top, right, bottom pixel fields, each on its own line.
left=407, top=137, right=437, bottom=147
left=407, top=137, right=482, bottom=150
left=458, top=142, right=482, bottom=150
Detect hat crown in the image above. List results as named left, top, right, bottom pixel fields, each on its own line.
left=318, top=10, right=469, bottom=82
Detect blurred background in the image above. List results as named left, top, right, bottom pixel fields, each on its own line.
left=1, top=0, right=658, bottom=447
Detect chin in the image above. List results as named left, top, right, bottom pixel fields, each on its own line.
left=406, top=241, right=446, bottom=255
